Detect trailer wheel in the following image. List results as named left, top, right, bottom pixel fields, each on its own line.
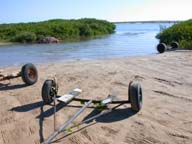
left=21, top=63, right=38, bottom=85
left=171, top=41, right=179, bottom=49
left=129, top=82, right=142, bottom=112
left=42, top=80, right=57, bottom=104
left=157, top=43, right=167, bottom=53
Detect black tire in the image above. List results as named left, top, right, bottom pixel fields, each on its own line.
left=42, top=80, right=57, bottom=104
left=157, top=43, right=167, bottom=53
left=129, top=82, right=142, bottom=112
left=171, top=41, right=179, bottom=49
left=21, top=63, right=38, bottom=85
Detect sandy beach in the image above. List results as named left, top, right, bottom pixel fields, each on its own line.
left=0, top=50, right=192, bottom=144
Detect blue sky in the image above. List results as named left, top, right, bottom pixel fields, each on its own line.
left=0, top=0, right=191, bottom=24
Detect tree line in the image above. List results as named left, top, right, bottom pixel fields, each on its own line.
left=0, top=18, right=116, bottom=43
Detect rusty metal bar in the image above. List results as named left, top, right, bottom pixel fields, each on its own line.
left=0, top=72, right=21, bottom=81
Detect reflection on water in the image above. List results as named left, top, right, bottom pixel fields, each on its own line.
left=0, top=22, right=174, bottom=67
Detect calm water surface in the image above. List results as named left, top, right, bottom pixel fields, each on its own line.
left=0, top=23, right=173, bottom=67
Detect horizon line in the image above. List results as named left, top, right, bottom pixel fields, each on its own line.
left=0, top=18, right=185, bottom=25
left=112, top=20, right=183, bottom=23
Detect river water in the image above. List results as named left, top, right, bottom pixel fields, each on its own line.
left=0, top=22, right=173, bottom=67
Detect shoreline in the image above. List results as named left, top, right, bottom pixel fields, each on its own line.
left=0, top=53, right=157, bottom=69
left=1, top=49, right=192, bottom=69
left=0, top=42, right=14, bottom=46
left=0, top=41, right=20, bottom=46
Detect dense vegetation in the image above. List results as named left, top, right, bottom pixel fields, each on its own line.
left=156, top=19, right=192, bottom=49
left=0, top=18, right=115, bottom=43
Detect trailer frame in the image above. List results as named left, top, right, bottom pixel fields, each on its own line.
left=41, top=78, right=143, bottom=144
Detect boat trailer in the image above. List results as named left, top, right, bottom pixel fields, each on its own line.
left=41, top=79, right=143, bottom=144
left=0, top=63, right=38, bottom=85
left=157, top=41, right=179, bottom=53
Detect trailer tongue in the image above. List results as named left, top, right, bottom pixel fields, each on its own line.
left=42, top=100, right=92, bottom=144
